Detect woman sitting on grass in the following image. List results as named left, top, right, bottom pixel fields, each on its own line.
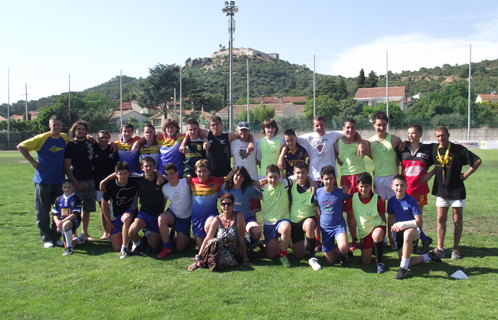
left=188, top=193, right=250, bottom=271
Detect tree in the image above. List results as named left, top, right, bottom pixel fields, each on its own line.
left=356, top=68, right=366, bottom=90
left=303, top=96, right=339, bottom=122
left=366, top=70, right=378, bottom=88
left=137, top=64, right=180, bottom=116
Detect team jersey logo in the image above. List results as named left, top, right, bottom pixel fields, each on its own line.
left=197, top=144, right=202, bottom=151
left=48, top=145, right=64, bottom=153
left=239, top=149, right=249, bottom=160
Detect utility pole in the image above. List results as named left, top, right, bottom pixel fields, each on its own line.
left=247, top=59, right=250, bottom=123
left=467, top=44, right=472, bottom=140
left=68, top=74, right=71, bottom=125
left=25, top=83, right=28, bottom=121
left=313, top=55, right=316, bottom=118
left=386, top=50, right=390, bottom=132
left=120, top=70, right=123, bottom=128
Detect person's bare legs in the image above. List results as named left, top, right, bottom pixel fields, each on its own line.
left=453, top=207, right=463, bottom=249
left=436, top=206, right=449, bottom=249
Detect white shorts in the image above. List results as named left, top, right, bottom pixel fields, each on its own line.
left=95, top=190, right=103, bottom=202
left=374, top=175, right=396, bottom=201
left=435, top=197, right=466, bottom=208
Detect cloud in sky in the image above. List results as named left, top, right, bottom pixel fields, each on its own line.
left=327, top=19, right=498, bottom=78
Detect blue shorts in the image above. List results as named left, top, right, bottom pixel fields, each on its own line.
left=62, top=219, right=80, bottom=237
left=245, top=215, right=257, bottom=224
left=110, top=210, right=135, bottom=236
left=192, top=213, right=217, bottom=238
left=136, top=211, right=159, bottom=234
left=263, top=220, right=290, bottom=245
left=321, top=224, right=346, bottom=253
left=169, top=210, right=192, bottom=238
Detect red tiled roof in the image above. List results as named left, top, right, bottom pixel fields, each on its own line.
left=217, top=103, right=295, bottom=114
left=478, top=94, right=498, bottom=101
left=255, top=96, right=306, bottom=103
left=355, top=86, right=406, bottom=99
left=0, top=115, right=6, bottom=121
left=113, top=102, right=132, bottom=110
left=10, top=114, right=24, bottom=120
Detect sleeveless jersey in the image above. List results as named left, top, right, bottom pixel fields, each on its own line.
left=263, top=181, right=289, bottom=223
left=369, top=133, right=398, bottom=177
left=290, top=183, right=315, bottom=223
left=338, top=139, right=366, bottom=176
left=351, top=193, right=385, bottom=239
left=259, top=136, right=282, bottom=177
left=207, top=132, right=231, bottom=177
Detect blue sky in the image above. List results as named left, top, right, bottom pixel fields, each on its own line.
left=1, top=0, right=498, bottom=105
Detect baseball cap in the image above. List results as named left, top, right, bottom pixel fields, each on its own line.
left=237, top=121, right=250, bottom=130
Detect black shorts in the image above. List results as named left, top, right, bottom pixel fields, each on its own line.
left=395, top=228, right=420, bottom=250
left=291, top=216, right=317, bottom=244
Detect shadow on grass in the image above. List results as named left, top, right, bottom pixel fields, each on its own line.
left=75, top=240, right=115, bottom=256
left=460, top=245, right=498, bottom=258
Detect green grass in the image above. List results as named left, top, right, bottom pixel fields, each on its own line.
left=1, top=150, right=498, bottom=319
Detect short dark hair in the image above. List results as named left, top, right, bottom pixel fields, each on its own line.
left=69, top=120, right=89, bottom=138
left=266, top=164, right=280, bottom=176
left=195, top=159, right=209, bottom=170
left=435, top=126, right=449, bottom=135
left=122, top=122, right=134, bottom=131
left=313, top=115, right=326, bottom=124
left=356, top=172, right=372, bottom=186
left=115, top=161, right=130, bottom=172
left=141, top=156, right=155, bottom=166
left=284, top=129, right=296, bottom=137
left=62, top=179, right=74, bottom=186
left=187, top=119, right=199, bottom=127
left=209, top=115, right=222, bottom=124
left=344, top=118, right=356, bottom=126
left=320, top=165, right=336, bottom=178
left=261, top=118, right=279, bottom=135
left=97, top=130, right=110, bottom=138
left=143, top=124, right=155, bottom=131
left=293, top=160, right=308, bottom=171
left=49, top=115, right=62, bottom=123
left=409, top=124, right=422, bottom=134
left=392, top=174, right=406, bottom=184
left=371, top=111, right=389, bottom=124
left=163, top=163, right=178, bottom=173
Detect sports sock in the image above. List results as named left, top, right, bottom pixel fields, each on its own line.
left=373, top=241, right=384, bottom=262
left=400, top=257, right=410, bottom=269
left=163, top=241, right=171, bottom=249
left=132, top=239, right=141, bottom=248
left=63, top=229, right=73, bottom=247
left=437, top=247, right=444, bottom=252
left=421, top=254, right=431, bottom=263
left=306, top=237, right=316, bottom=259
left=121, top=245, right=127, bottom=250
left=419, top=228, right=428, bottom=241
left=247, top=234, right=255, bottom=247
left=340, top=252, right=348, bottom=263
left=279, top=249, right=287, bottom=258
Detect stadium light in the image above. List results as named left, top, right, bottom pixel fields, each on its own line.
left=222, top=0, right=238, bottom=132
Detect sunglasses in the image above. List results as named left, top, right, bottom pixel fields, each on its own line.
left=221, top=202, right=233, bottom=207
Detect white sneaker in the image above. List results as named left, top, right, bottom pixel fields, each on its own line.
left=131, top=240, right=141, bottom=252
left=309, top=257, right=322, bottom=271
left=54, top=240, right=64, bottom=247
left=43, top=242, right=54, bottom=248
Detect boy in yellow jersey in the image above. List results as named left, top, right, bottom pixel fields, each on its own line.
left=257, top=118, right=285, bottom=180
left=344, top=172, right=387, bottom=273
left=334, top=118, right=370, bottom=251
left=289, top=160, right=321, bottom=271
left=365, top=111, right=402, bottom=248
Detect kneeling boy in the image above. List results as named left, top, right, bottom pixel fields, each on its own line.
left=101, top=161, right=138, bottom=258
left=52, top=179, right=84, bottom=256
left=388, top=175, right=441, bottom=280
left=289, top=160, right=321, bottom=270
left=314, top=166, right=351, bottom=267
left=345, top=172, right=387, bottom=273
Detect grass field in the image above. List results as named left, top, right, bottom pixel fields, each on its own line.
left=0, top=150, right=497, bottom=319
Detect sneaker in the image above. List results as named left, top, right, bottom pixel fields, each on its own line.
left=119, top=248, right=129, bottom=259
left=43, top=242, right=54, bottom=248
left=412, top=246, right=420, bottom=255
left=430, top=248, right=445, bottom=259
left=131, top=240, right=141, bottom=252
left=315, top=240, right=322, bottom=253
left=376, top=262, right=386, bottom=274
left=451, top=248, right=462, bottom=260
left=422, top=237, right=433, bottom=254
left=54, top=239, right=65, bottom=247
left=144, top=247, right=157, bottom=255
left=427, top=250, right=442, bottom=262
left=62, top=247, right=74, bottom=256
left=348, top=250, right=354, bottom=258
left=349, top=240, right=359, bottom=251
left=395, top=268, right=409, bottom=280
left=255, top=240, right=265, bottom=250
left=279, top=255, right=291, bottom=267
left=308, top=257, right=322, bottom=271
left=340, top=259, right=348, bottom=268
left=78, top=233, right=88, bottom=243
left=158, top=247, right=172, bottom=258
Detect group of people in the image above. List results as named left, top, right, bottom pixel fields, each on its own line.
left=18, top=111, right=481, bottom=279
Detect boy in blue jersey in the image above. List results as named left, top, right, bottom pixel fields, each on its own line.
left=388, top=175, right=441, bottom=280
left=52, top=180, right=85, bottom=255
left=314, top=165, right=351, bottom=267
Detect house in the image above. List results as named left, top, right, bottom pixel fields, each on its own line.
left=111, top=110, right=149, bottom=126
left=0, top=115, right=6, bottom=121
left=150, top=108, right=212, bottom=131
left=411, top=93, right=425, bottom=100
left=476, top=91, right=498, bottom=103
left=28, top=111, right=38, bottom=119
left=252, top=95, right=306, bottom=104
left=10, top=114, right=24, bottom=121
left=216, top=103, right=301, bottom=119
left=113, top=100, right=159, bottom=115
left=354, top=86, right=407, bottom=111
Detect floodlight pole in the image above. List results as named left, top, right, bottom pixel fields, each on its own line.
left=7, top=68, right=10, bottom=150
left=222, top=1, right=238, bottom=132
left=120, top=70, right=123, bottom=128
left=247, top=58, right=250, bottom=123
left=313, top=55, right=316, bottom=118
left=386, top=50, right=390, bottom=132
left=68, top=73, right=71, bottom=125
left=467, top=44, right=472, bottom=140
